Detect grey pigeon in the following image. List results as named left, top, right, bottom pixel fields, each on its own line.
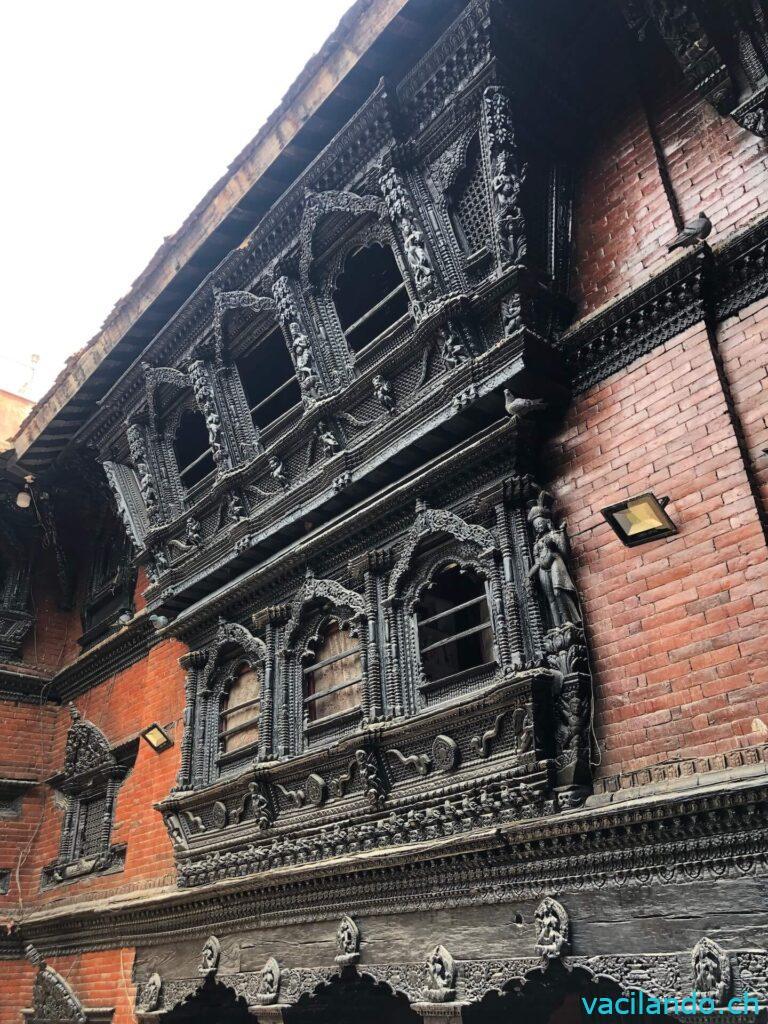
left=504, top=390, right=547, bottom=418
left=667, top=211, right=712, bottom=251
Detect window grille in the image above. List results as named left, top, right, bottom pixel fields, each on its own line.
left=304, top=622, right=362, bottom=722
left=220, top=665, right=261, bottom=757
left=333, top=244, right=409, bottom=354
left=416, top=564, right=494, bottom=684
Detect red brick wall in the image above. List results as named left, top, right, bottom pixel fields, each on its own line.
left=0, top=951, right=138, bottom=1024
left=0, top=700, right=56, bottom=913
left=20, top=546, right=83, bottom=672
left=717, top=295, right=768, bottom=516
left=1, top=637, right=186, bottom=920
left=570, top=43, right=768, bottom=319
left=548, top=320, right=768, bottom=778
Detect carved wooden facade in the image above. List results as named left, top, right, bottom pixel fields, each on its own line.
left=4, top=1, right=768, bottom=1021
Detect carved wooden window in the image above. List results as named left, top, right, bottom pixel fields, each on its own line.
left=43, top=707, right=137, bottom=887
left=237, top=325, right=301, bottom=431
left=173, top=408, right=215, bottom=489
left=219, top=663, right=261, bottom=762
left=332, top=243, right=409, bottom=353
left=72, top=793, right=107, bottom=860
left=416, top=564, right=494, bottom=684
left=448, top=135, right=492, bottom=261
left=304, top=621, right=362, bottom=722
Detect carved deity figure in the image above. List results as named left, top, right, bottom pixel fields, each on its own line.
left=372, top=374, right=395, bottom=413
left=692, top=938, right=730, bottom=1005
left=198, top=935, right=221, bottom=976
left=269, top=455, right=288, bottom=489
left=317, top=421, right=340, bottom=458
left=254, top=957, right=280, bottom=1005
left=439, top=325, right=469, bottom=370
left=138, top=973, right=162, bottom=1012
left=335, top=914, right=360, bottom=965
left=534, top=897, right=569, bottom=958
left=426, top=944, right=456, bottom=1002
left=527, top=498, right=581, bottom=627
left=289, top=322, right=319, bottom=399
left=403, top=225, right=432, bottom=289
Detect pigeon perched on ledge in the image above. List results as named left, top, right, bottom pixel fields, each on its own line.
left=504, top=390, right=548, bottom=418
left=667, top=211, right=712, bottom=251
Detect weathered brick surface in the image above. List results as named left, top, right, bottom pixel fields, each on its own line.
left=548, top=321, right=768, bottom=777
left=0, top=637, right=186, bottom=920
left=0, top=951, right=137, bottom=1024
left=571, top=45, right=768, bottom=318
left=717, top=295, right=768, bottom=516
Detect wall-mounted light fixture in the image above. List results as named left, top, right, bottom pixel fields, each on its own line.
left=141, top=723, right=173, bottom=753
left=601, top=492, right=677, bottom=547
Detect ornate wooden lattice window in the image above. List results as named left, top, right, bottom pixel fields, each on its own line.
left=219, top=662, right=262, bottom=764
left=304, top=620, right=363, bottom=723
left=237, top=325, right=301, bottom=432
left=332, top=243, right=409, bottom=353
left=448, top=135, right=492, bottom=262
left=416, top=564, right=494, bottom=684
left=173, top=408, right=215, bottom=489
left=42, top=704, right=136, bottom=887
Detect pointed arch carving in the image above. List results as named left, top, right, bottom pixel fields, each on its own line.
left=299, top=189, right=386, bottom=286
left=64, top=703, right=115, bottom=782
left=213, top=288, right=277, bottom=353
left=199, top=619, right=267, bottom=693
left=284, top=574, right=366, bottom=652
left=23, top=944, right=113, bottom=1024
left=388, top=501, right=497, bottom=602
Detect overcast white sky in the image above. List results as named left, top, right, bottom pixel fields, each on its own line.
left=0, top=0, right=353, bottom=400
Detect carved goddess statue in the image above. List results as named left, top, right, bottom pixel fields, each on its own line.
left=527, top=497, right=581, bottom=626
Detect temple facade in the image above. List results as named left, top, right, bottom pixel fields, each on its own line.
left=3, top=1, right=768, bottom=1021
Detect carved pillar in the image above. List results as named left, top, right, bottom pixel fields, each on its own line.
left=59, top=796, right=76, bottom=862
left=188, top=356, right=260, bottom=472
left=379, top=164, right=440, bottom=316
left=487, top=554, right=512, bottom=669
left=357, top=549, right=391, bottom=721
left=412, top=1004, right=468, bottom=1024
left=383, top=599, right=404, bottom=717
left=177, top=650, right=207, bottom=790
left=273, top=276, right=327, bottom=407
left=480, top=85, right=527, bottom=273
left=101, top=777, right=119, bottom=857
left=259, top=605, right=289, bottom=761
left=126, top=415, right=183, bottom=526
left=494, top=497, right=524, bottom=668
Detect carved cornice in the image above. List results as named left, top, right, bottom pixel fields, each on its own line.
left=47, top=615, right=156, bottom=704
left=561, top=214, right=768, bottom=394
left=559, top=247, right=711, bottom=394
left=7, top=776, right=768, bottom=959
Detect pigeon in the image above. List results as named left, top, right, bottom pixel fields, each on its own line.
left=667, top=212, right=712, bottom=251
left=504, top=390, right=548, bottom=418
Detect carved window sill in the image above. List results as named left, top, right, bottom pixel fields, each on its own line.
left=418, top=659, right=499, bottom=697
left=304, top=705, right=364, bottom=746
left=40, top=844, right=126, bottom=890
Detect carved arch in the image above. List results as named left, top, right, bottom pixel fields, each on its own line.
left=388, top=501, right=497, bottom=602
left=22, top=944, right=112, bottom=1024
left=200, top=619, right=267, bottom=693
left=64, top=703, right=115, bottom=782
left=213, top=288, right=277, bottom=354
left=284, top=573, right=366, bottom=652
left=299, top=189, right=386, bottom=287
left=142, top=361, right=191, bottom=426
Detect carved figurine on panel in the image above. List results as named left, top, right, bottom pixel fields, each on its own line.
left=527, top=493, right=581, bottom=627
left=335, top=914, right=361, bottom=965
left=253, top=957, right=281, bottom=1005
left=198, top=935, right=221, bottom=976
left=692, top=937, right=731, bottom=1006
left=426, top=944, right=456, bottom=1002
left=534, top=897, right=569, bottom=958
left=373, top=374, right=395, bottom=414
